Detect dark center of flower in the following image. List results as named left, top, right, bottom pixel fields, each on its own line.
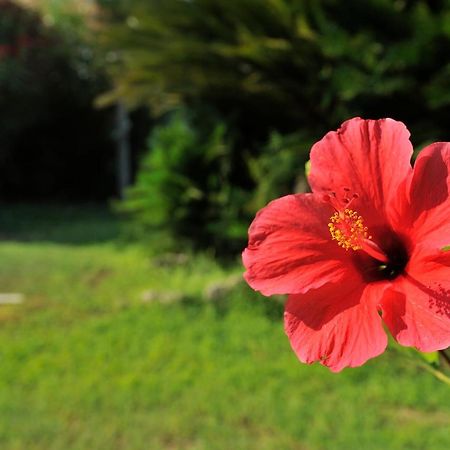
left=374, top=238, right=409, bottom=281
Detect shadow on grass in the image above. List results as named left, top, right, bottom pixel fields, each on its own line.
left=0, top=203, right=120, bottom=245
left=176, top=284, right=285, bottom=323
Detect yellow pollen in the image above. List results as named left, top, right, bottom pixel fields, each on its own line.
left=328, top=209, right=371, bottom=251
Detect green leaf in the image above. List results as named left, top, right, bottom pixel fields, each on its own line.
left=442, top=246, right=450, bottom=252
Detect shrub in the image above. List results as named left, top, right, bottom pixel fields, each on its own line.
left=247, top=130, right=314, bottom=212
left=120, top=111, right=248, bottom=254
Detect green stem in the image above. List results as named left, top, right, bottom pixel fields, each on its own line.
left=419, top=362, right=450, bottom=387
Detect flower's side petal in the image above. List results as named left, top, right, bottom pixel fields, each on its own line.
left=284, top=281, right=388, bottom=372
left=309, top=118, right=413, bottom=226
left=381, top=258, right=450, bottom=352
left=243, top=193, right=354, bottom=296
left=408, top=245, right=450, bottom=286
left=406, top=142, right=450, bottom=248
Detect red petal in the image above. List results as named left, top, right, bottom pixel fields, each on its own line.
left=405, top=142, right=450, bottom=248
left=381, top=252, right=450, bottom=352
left=309, top=118, right=413, bottom=227
left=243, top=193, right=355, bottom=296
left=284, top=280, right=388, bottom=372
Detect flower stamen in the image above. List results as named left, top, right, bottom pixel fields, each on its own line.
left=328, top=209, right=369, bottom=250
left=328, top=209, right=388, bottom=263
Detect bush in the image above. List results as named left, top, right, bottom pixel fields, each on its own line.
left=247, top=130, right=314, bottom=212
left=119, top=111, right=249, bottom=254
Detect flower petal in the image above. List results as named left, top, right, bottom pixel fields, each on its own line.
left=405, top=142, right=450, bottom=248
left=284, top=280, right=388, bottom=372
left=381, top=252, right=450, bottom=352
left=243, top=193, right=354, bottom=296
left=309, top=118, right=413, bottom=227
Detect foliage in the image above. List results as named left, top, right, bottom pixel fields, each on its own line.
left=0, top=205, right=450, bottom=449
left=99, top=0, right=450, bottom=144
left=119, top=111, right=248, bottom=253
left=247, top=131, right=313, bottom=212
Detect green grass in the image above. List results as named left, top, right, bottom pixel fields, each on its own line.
left=0, top=205, right=449, bottom=450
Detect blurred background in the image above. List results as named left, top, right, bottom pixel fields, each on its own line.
left=0, top=0, right=449, bottom=448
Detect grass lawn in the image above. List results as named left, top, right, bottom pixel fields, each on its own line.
left=0, top=205, right=449, bottom=450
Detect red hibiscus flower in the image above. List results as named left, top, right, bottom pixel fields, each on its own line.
left=243, top=118, right=450, bottom=372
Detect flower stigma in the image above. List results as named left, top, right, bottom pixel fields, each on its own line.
left=328, top=209, right=368, bottom=250
left=328, top=209, right=389, bottom=263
